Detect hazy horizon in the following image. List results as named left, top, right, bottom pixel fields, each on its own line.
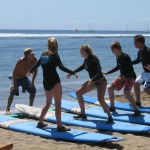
left=0, top=29, right=147, bottom=32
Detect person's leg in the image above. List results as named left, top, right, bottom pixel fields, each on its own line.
left=124, top=78, right=141, bottom=117
left=124, top=89, right=141, bottom=117
left=53, top=82, right=62, bottom=127
left=108, top=77, right=124, bottom=110
left=53, top=82, right=71, bottom=132
left=108, top=85, right=115, bottom=110
left=134, top=82, right=141, bottom=103
left=6, top=95, right=14, bottom=114
left=29, top=94, right=35, bottom=106
left=124, top=90, right=139, bottom=110
left=38, top=90, right=53, bottom=124
left=134, top=74, right=144, bottom=104
left=76, top=81, right=95, bottom=115
left=6, top=80, right=20, bottom=114
left=21, top=77, right=36, bottom=106
left=97, top=81, right=113, bottom=123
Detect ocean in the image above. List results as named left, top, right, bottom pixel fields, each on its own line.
left=0, top=30, right=150, bottom=111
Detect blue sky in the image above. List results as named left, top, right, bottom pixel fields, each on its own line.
left=0, top=0, right=149, bottom=31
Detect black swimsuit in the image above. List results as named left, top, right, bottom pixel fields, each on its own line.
left=30, top=53, right=74, bottom=91
left=74, top=55, right=106, bottom=86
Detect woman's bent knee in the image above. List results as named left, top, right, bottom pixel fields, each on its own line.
left=76, top=90, right=82, bottom=97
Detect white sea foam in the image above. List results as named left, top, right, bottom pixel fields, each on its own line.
left=0, top=33, right=150, bottom=37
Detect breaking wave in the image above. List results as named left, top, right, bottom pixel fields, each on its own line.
left=0, top=33, right=150, bottom=38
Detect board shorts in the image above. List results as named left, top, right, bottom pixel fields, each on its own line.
left=111, top=77, right=135, bottom=91
left=136, top=72, right=150, bottom=89
left=10, top=77, right=36, bottom=96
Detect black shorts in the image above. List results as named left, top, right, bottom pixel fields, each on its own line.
left=10, top=77, right=36, bottom=96
left=43, top=77, right=60, bottom=91
left=92, top=77, right=107, bottom=86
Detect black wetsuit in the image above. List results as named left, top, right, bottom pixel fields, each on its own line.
left=30, top=53, right=74, bottom=91
left=132, top=46, right=150, bottom=73
left=74, top=55, right=106, bottom=85
left=107, top=52, right=136, bottom=79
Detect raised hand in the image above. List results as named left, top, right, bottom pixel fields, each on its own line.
left=74, top=73, right=78, bottom=79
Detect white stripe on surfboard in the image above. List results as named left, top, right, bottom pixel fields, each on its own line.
left=0, top=119, right=29, bottom=129
left=70, top=104, right=93, bottom=114
left=94, top=100, right=110, bottom=105
left=15, top=104, right=55, bottom=120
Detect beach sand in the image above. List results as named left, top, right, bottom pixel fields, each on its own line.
left=0, top=92, right=150, bottom=150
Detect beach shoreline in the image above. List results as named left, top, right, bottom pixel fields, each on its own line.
left=0, top=91, right=149, bottom=150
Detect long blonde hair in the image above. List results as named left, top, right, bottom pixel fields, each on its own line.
left=80, top=44, right=94, bottom=56
left=44, top=38, right=58, bottom=56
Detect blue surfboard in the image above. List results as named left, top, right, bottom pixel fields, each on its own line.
left=15, top=104, right=150, bottom=133
left=68, top=91, right=150, bottom=113
left=0, top=115, right=124, bottom=143
left=56, top=99, right=150, bottom=125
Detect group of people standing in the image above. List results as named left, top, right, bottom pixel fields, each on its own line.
left=6, top=34, right=150, bottom=132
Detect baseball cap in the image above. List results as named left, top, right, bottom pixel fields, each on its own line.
left=24, top=48, right=35, bottom=55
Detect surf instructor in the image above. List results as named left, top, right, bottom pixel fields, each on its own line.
left=6, top=48, right=37, bottom=115
left=30, top=38, right=77, bottom=132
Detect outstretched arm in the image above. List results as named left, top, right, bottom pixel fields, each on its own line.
left=106, top=64, right=120, bottom=74
left=132, top=52, right=141, bottom=65
left=30, top=58, right=41, bottom=73
left=57, top=54, right=75, bottom=74
left=66, top=64, right=84, bottom=79
left=12, top=61, right=20, bottom=89
left=74, top=63, right=85, bottom=73
left=30, top=59, right=38, bottom=87
left=30, top=69, right=38, bottom=87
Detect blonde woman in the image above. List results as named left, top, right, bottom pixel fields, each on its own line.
left=30, top=38, right=77, bottom=132
left=67, top=44, right=113, bottom=123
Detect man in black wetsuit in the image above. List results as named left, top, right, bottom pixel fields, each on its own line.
left=103, top=42, right=141, bottom=117
left=132, top=35, right=150, bottom=106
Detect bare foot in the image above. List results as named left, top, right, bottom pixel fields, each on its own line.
left=6, top=110, right=11, bottom=115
